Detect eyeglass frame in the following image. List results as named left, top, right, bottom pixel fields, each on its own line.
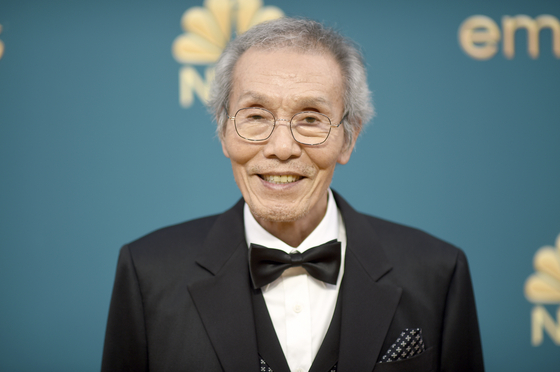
left=224, top=106, right=347, bottom=146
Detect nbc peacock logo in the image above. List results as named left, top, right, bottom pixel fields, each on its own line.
left=172, top=0, right=284, bottom=108
left=524, top=233, right=560, bottom=346
left=0, top=24, right=4, bottom=60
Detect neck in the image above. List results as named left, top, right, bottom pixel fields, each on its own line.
left=253, top=192, right=329, bottom=247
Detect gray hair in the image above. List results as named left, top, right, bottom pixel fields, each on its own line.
left=208, top=17, right=374, bottom=147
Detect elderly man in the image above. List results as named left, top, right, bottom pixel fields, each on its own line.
left=102, top=18, right=484, bottom=372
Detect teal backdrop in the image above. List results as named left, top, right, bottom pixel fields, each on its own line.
left=1, top=0, right=559, bottom=371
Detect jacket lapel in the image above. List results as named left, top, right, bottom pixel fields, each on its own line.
left=333, top=192, right=403, bottom=372
left=188, top=199, right=260, bottom=372
left=187, top=193, right=402, bottom=372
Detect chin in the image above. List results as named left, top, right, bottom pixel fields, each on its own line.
left=248, top=201, right=310, bottom=223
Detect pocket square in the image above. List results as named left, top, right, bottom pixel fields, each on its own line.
left=379, top=328, right=426, bottom=363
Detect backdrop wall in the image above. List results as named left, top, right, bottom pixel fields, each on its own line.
left=1, top=0, right=559, bottom=371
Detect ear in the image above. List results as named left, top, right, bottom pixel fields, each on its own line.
left=221, top=137, right=230, bottom=159
left=337, top=122, right=361, bottom=165
left=219, top=115, right=231, bottom=159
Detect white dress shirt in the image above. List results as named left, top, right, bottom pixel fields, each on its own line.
left=244, top=189, right=347, bottom=372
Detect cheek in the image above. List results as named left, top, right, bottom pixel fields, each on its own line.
left=312, top=153, right=341, bottom=170
left=222, top=126, right=261, bottom=165
left=226, top=142, right=261, bottom=166
left=223, top=137, right=263, bottom=174
left=306, top=142, right=347, bottom=170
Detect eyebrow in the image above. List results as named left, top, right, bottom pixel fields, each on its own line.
left=236, top=91, right=332, bottom=111
left=236, top=91, right=272, bottom=106
left=296, top=97, right=330, bottom=110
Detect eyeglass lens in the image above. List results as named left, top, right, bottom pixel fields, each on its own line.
left=234, top=108, right=332, bottom=145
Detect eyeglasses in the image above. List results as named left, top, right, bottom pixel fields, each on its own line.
left=226, top=107, right=345, bottom=145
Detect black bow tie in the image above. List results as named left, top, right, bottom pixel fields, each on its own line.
left=248, top=239, right=341, bottom=289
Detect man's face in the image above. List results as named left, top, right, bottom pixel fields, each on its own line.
left=221, top=47, right=358, bottom=224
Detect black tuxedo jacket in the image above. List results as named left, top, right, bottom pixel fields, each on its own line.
left=102, top=192, right=484, bottom=371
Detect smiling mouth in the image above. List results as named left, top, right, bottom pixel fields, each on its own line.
left=260, top=175, right=302, bottom=184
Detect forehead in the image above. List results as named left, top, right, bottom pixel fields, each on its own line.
left=230, top=47, right=345, bottom=111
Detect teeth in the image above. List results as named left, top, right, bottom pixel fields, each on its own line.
left=262, top=175, right=301, bottom=184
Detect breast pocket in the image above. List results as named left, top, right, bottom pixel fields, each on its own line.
left=372, top=347, right=434, bottom=372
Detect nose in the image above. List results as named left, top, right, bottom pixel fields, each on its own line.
left=262, top=120, right=302, bottom=161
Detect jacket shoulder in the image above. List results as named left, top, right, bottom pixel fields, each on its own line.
left=366, top=214, right=458, bottom=250
left=121, top=213, right=222, bottom=272
left=333, top=190, right=463, bottom=267
left=362, top=213, right=465, bottom=272
left=129, top=214, right=219, bottom=249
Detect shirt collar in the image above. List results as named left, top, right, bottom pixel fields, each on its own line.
left=244, top=189, right=339, bottom=252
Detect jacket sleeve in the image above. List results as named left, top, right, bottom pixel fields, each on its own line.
left=101, top=245, right=149, bottom=372
left=440, top=250, right=485, bottom=372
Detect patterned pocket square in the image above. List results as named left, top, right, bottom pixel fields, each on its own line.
left=379, top=328, right=426, bottom=363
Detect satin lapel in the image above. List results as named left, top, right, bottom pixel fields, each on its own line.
left=333, top=192, right=403, bottom=372
left=188, top=199, right=260, bottom=372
